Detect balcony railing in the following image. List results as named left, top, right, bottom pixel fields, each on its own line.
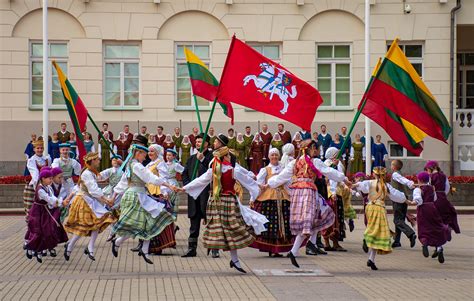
left=456, top=109, right=473, bottom=129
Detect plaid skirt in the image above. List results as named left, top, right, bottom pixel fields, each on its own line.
left=23, top=184, right=35, bottom=222
left=364, top=203, right=392, bottom=255
left=250, top=200, right=293, bottom=253
left=289, top=188, right=334, bottom=235
left=149, top=223, right=176, bottom=254
left=64, top=195, right=117, bottom=237
left=203, top=195, right=255, bottom=251
left=112, top=191, right=174, bottom=240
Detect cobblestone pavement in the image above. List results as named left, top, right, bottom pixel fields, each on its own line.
left=0, top=215, right=472, bottom=300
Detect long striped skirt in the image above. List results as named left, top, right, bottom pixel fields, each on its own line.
left=112, top=191, right=173, bottom=240
left=322, top=196, right=346, bottom=241
left=364, top=203, right=392, bottom=255
left=203, top=194, right=255, bottom=251
left=149, top=196, right=176, bottom=254
left=23, top=184, right=35, bottom=222
left=64, top=195, right=117, bottom=237
left=250, top=199, right=293, bottom=253
left=289, top=188, right=334, bottom=235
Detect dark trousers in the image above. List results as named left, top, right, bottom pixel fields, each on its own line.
left=188, top=206, right=205, bottom=248
left=393, top=202, right=415, bottom=243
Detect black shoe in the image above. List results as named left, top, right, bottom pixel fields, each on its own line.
left=111, top=239, right=119, bottom=258
left=23, top=243, right=27, bottom=250
left=305, top=248, right=317, bottom=256
left=138, top=250, right=154, bottom=264
left=306, top=241, right=318, bottom=253
left=437, top=249, right=445, bottom=263
left=391, top=242, right=402, bottom=248
left=431, top=250, right=439, bottom=259
left=25, top=250, right=32, bottom=260
left=35, top=252, right=43, bottom=263
left=42, top=250, right=48, bottom=257
left=349, top=219, right=355, bottom=232
left=64, top=243, right=70, bottom=261
left=84, top=248, right=95, bottom=261
left=422, top=245, right=429, bottom=258
left=230, top=260, right=247, bottom=274
left=174, top=226, right=180, bottom=234
left=181, top=248, right=197, bottom=258
left=316, top=248, right=327, bottom=255
left=363, top=239, right=369, bottom=253
left=287, top=251, right=300, bottom=268
left=211, top=249, right=220, bottom=258
left=410, top=234, right=417, bottom=248
left=130, top=242, right=143, bottom=252
left=367, top=260, right=378, bottom=271
left=106, top=233, right=116, bottom=242
left=49, top=249, right=57, bottom=257
left=316, top=237, right=325, bottom=249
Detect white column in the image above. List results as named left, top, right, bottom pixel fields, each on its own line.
left=42, top=0, right=49, bottom=156
left=364, top=0, right=371, bottom=175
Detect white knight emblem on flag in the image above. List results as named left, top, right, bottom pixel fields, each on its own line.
left=243, top=63, right=297, bottom=114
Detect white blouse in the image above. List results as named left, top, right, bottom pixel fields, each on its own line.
left=267, top=157, right=346, bottom=189
left=183, top=163, right=260, bottom=201
left=114, top=161, right=167, bottom=195
left=353, top=180, right=406, bottom=203
left=392, top=172, right=415, bottom=189
left=325, top=160, right=345, bottom=195
left=27, top=154, right=51, bottom=185
left=413, top=186, right=437, bottom=206
left=81, top=169, right=104, bottom=199
left=38, top=185, right=63, bottom=209
left=256, top=163, right=284, bottom=185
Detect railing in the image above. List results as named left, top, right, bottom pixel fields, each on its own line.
left=456, top=109, right=473, bottom=129
left=458, top=142, right=474, bottom=171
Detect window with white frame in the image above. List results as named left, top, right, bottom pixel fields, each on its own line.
left=316, top=44, right=351, bottom=108
left=386, top=43, right=424, bottom=156
left=176, top=44, right=211, bottom=109
left=104, top=44, right=140, bottom=109
left=250, top=44, right=281, bottom=61
left=30, top=42, right=68, bottom=109
left=457, top=53, right=474, bottom=109
left=388, top=141, right=421, bottom=158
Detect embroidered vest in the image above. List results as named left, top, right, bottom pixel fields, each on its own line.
left=146, top=161, right=161, bottom=195
left=59, top=159, right=74, bottom=178
left=289, top=157, right=318, bottom=190
left=257, top=166, right=290, bottom=201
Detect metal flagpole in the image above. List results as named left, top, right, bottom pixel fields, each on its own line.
left=42, top=0, right=49, bottom=156
left=364, top=0, right=372, bottom=175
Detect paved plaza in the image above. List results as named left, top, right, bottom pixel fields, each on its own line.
left=0, top=215, right=472, bottom=301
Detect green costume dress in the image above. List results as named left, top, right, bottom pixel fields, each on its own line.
left=271, top=140, right=284, bottom=155
left=235, top=141, right=248, bottom=168
left=99, top=138, right=112, bottom=171
left=180, top=143, right=192, bottom=166
left=350, top=142, right=364, bottom=174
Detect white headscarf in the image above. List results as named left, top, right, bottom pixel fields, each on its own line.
left=325, top=147, right=339, bottom=160
left=281, top=143, right=295, bottom=167
left=149, top=144, right=164, bottom=160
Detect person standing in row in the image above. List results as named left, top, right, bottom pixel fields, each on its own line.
left=249, top=133, right=264, bottom=175
left=339, top=127, right=351, bottom=170
left=318, top=125, right=332, bottom=160
left=99, top=122, right=114, bottom=141
left=180, top=135, right=192, bottom=166
left=172, top=127, right=183, bottom=154
left=243, top=126, right=254, bottom=166
left=277, top=124, right=291, bottom=144
left=350, top=134, right=365, bottom=174
left=227, top=128, right=237, bottom=153
left=235, top=133, right=248, bottom=168
left=373, top=135, right=388, bottom=168
left=57, top=123, right=71, bottom=144
left=260, top=124, right=273, bottom=166
left=98, top=132, right=117, bottom=171
left=271, top=133, right=283, bottom=155
left=24, top=134, right=37, bottom=176
left=208, top=127, right=217, bottom=149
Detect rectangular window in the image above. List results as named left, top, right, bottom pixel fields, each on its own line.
left=251, top=44, right=281, bottom=61
left=388, top=141, right=421, bottom=158
left=175, top=44, right=211, bottom=109
left=104, top=44, right=140, bottom=109
left=316, top=44, right=351, bottom=108
left=387, top=43, right=423, bottom=77
left=457, top=53, right=474, bottom=109
left=30, top=42, right=68, bottom=109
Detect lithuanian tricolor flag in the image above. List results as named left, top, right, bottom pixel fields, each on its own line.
left=52, top=61, right=88, bottom=164
left=361, top=58, right=426, bottom=155
left=362, top=39, right=451, bottom=144
left=184, top=47, right=234, bottom=124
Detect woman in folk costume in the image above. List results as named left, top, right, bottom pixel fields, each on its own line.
left=162, top=149, right=185, bottom=220
left=424, top=161, right=460, bottom=236
left=180, top=134, right=267, bottom=274
left=266, top=140, right=348, bottom=268
left=372, top=135, right=388, bottom=168
left=98, top=132, right=117, bottom=171
left=115, top=132, right=130, bottom=160
left=25, top=167, right=69, bottom=263
left=352, top=172, right=370, bottom=253
left=180, top=135, right=192, bottom=166
left=410, top=172, right=451, bottom=264
left=292, top=132, right=303, bottom=157
left=251, top=148, right=293, bottom=257
left=352, top=167, right=407, bottom=270
left=24, top=139, right=51, bottom=227
left=111, top=144, right=176, bottom=264
left=162, top=134, right=176, bottom=157
left=349, top=134, right=364, bottom=174
left=280, top=143, right=295, bottom=168
left=83, top=132, right=95, bottom=154
left=63, top=152, right=116, bottom=262
left=271, top=133, right=284, bottom=155
left=101, top=155, right=123, bottom=199
left=249, top=133, right=265, bottom=175
left=235, top=133, right=248, bottom=168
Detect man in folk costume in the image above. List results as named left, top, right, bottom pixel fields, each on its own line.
left=63, top=152, right=117, bottom=262
left=110, top=144, right=176, bottom=264
left=172, top=127, right=183, bottom=154
left=299, top=129, right=311, bottom=140
left=259, top=124, right=273, bottom=166
left=189, top=127, right=199, bottom=149
left=155, top=126, right=166, bottom=146
left=180, top=134, right=267, bottom=273
left=266, top=139, right=349, bottom=268
left=24, top=139, right=51, bottom=226
left=57, top=123, right=71, bottom=143
left=99, top=122, right=114, bottom=141
left=318, top=125, right=332, bottom=160
left=181, top=133, right=214, bottom=258
left=243, top=126, right=254, bottom=167
left=352, top=167, right=407, bottom=270
left=208, top=127, right=217, bottom=150
left=251, top=148, right=293, bottom=257
left=277, top=123, right=292, bottom=145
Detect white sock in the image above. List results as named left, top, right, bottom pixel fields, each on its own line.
left=87, top=231, right=99, bottom=254
left=310, top=232, right=317, bottom=245
left=291, top=234, right=305, bottom=256
left=437, top=246, right=443, bottom=252
left=115, top=236, right=128, bottom=247
left=142, top=240, right=150, bottom=255
left=230, top=249, right=241, bottom=268
left=368, top=248, right=376, bottom=262
left=67, top=235, right=81, bottom=252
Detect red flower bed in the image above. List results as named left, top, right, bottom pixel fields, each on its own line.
left=0, top=175, right=79, bottom=185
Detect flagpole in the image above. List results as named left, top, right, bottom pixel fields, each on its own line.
left=87, top=113, right=117, bottom=157
left=364, top=0, right=372, bottom=175
left=191, top=97, right=218, bottom=180
left=193, top=95, right=204, bottom=133
left=42, top=0, right=49, bottom=156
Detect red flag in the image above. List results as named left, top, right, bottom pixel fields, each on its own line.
left=217, top=36, right=323, bottom=131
